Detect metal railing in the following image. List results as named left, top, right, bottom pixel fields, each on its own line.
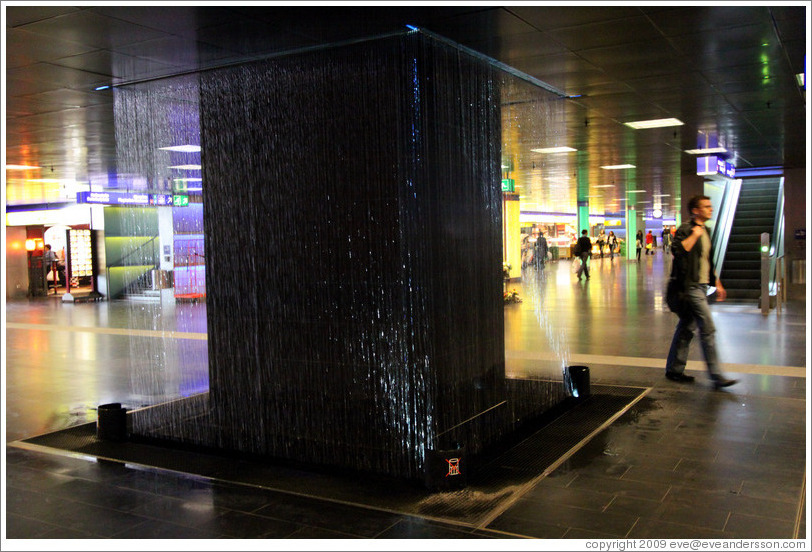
left=760, top=177, right=785, bottom=315
left=710, top=178, right=741, bottom=276
left=768, top=177, right=785, bottom=297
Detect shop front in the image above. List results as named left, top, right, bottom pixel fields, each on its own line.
left=5, top=204, right=103, bottom=301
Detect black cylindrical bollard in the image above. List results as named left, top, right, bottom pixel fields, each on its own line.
left=97, top=403, right=128, bottom=441
left=568, top=365, right=591, bottom=399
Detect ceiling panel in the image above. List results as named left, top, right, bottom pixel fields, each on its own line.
left=114, top=36, right=242, bottom=75
left=464, top=30, right=565, bottom=60
left=546, top=16, right=662, bottom=51
left=5, top=28, right=97, bottom=69
left=644, top=6, right=770, bottom=36
left=576, top=39, right=683, bottom=71
left=87, top=5, right=225, bottom=37
left=20, top=88, right=113, bottom=110
left=420, top=7, right=539, bottom=44
left=508, top=6, right=643, bottom=31
left=4, top=5, right=82, bottom=27
left=16, top=10, right=171, bottom=50
left=6, top=62, right=110, bottom=90
left=50, top=49, right=177, bottom=81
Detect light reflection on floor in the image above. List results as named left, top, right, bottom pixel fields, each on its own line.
left=5, top=252, right=806, bottom=443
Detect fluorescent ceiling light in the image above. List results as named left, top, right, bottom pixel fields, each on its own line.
left=796, top=73, right=804, bottom=87
left=6, top=164, right=41, bottom=170
left=168, top=165, right=202, bottom=170
left=627, top=190, right=647, bottom=193
left=531, top=146, right=577, bottom=154
left=173, top=178, right=203, bottom=182
left=624, top=118, right=684, bottom=129
left=160, top=145, right=201, bottom=153
left=653, top=194, right=671, bottom=197
left=594, top=184, right=615, bottom=188
left=600, top=164, right=636, bottom=170
left=684, top=147, right=727, bottom=155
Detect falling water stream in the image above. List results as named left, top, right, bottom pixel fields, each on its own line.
left=109, top=30, right=572, bottom=482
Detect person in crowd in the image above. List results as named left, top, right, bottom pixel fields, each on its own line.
left=596, top=228, right=606, bottom=258
left=534, top=232, right=548, bottom=269
left=661, top=226, right=671, bottom=250
left=645, top=230, right=654, bottom=254
left=607, top=231, right=618, bottom=260
left=635, top=230, right=643, bottom=261
left=665, top=194, right=737, bottom=390
left=42, top=244, right=64, bottom=287
left=575, top=230, right=592, bottom=280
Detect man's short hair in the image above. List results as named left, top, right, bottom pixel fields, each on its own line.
left=688, top=194, right=710, bottom=212
left=582, top=230, right=588, bottom=235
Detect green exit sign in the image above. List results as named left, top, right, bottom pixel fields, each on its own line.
left=173, top=194, right=189, bottom=207
left=501, top=179, right=515, bottom=192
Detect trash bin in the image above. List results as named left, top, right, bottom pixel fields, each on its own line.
left=550, top=245, right=559, bottom=261
left=425, top=446, right=467, bottom=490
left=151, top=269, right=173, bottom=290
left=97, top=403, right=128, bottom=441
left=568, top=365, right=591, bottom=399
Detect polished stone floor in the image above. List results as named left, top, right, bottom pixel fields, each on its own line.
left=4, top=251, right=809, bottom=544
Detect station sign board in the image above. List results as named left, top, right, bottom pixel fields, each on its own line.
left=76, top=191, right=189, bottom=206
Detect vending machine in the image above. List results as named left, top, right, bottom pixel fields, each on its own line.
left=64, top=228, right=103, bottom=301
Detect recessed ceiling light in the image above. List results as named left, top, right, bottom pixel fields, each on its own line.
left=594, top=184, right=616, bottom=188
left=601, top=164, right=636, bottom=170
left=531, top=146, right=577, bottom=154
left=6, top=164, right=41, bottom=170
left=624, top=118, right=684, bottom=129
left=168, top=165, right=202, bottom=170
left=684, top=147, right=727, bottom=155
left=160, top=145, right=201, bottom=153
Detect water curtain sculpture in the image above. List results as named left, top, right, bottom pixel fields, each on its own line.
left=123, top=30, right=569, bottom=483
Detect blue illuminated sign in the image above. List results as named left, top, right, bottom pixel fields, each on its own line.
left=77, top=191, right=150, bottom=205
left=697, top=156, right=735, bottom=178
left=715, top=159, right=735, bottom=178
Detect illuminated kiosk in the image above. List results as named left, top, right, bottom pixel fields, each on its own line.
left=128, top=30, right=570, bottom=484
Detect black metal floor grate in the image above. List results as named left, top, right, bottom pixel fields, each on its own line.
left=17, top=383, right=648, bottom=527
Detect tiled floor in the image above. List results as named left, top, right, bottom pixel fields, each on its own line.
left=4, top=251, right=808, bottom=542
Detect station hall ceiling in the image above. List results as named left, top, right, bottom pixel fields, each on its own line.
left=4, top=4, right=808, bottom=220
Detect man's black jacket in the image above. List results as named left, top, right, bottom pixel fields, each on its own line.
left=669, top=220, right=717, bottom=289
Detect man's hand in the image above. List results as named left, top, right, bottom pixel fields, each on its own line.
left=715, top=280, right=727, bottom=302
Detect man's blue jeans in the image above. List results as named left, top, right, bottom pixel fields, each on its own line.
left=665, top=283, right=723, bottom=380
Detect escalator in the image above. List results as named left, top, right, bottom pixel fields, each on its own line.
left=719, top=178, right=782, bottom=301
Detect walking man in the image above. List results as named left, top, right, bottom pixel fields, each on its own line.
left=575, top=230, right=592, bottom=280
left=665, top=195, right=737, bottom=389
